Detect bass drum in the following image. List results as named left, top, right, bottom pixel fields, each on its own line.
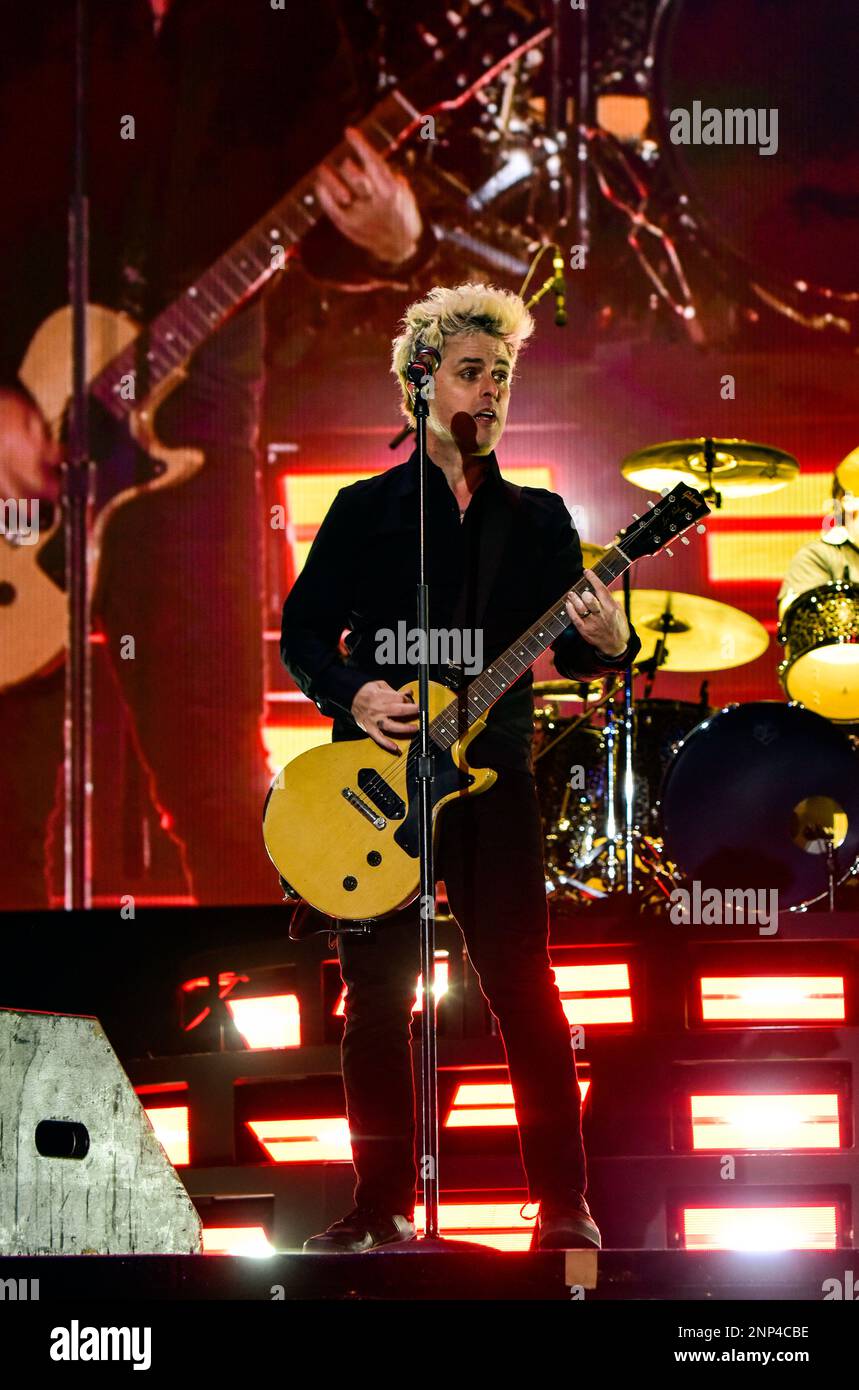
left=650, top=0, right=859, bottom=310
left=778, top=581, right=859, bottom=723
left=660, top=702, right=859, bottom=909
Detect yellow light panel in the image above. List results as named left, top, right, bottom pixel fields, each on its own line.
left=682, top=1205, right=838, bottom=1251
left=201, top=1227, right=276, bottom=1257
left=700, top=975, right=846, bottom=1022
left=246, top=1117, right=352, bottom=1163
left=690, top=1093, right=841, bottom=1151
left=226, top=994, right=301, bottom=1050
left=144, top=1105, right=189, bottom=1167
left=553, top=961, right=634, bottom=1025
left=706, top=529, right=819, bottom=583
left=414, top=1200, right=537, bottom=1251
left=445, top=1079, right=591, bottom=1127
left=262, top=723, right=330, bottom=774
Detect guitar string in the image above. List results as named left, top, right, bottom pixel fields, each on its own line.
left=349, top=500, right=696, bottom=814
left=352, top=550, right=631, bottom=811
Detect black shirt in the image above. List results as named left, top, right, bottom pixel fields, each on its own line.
left=280, top=448, right=642, bottom=773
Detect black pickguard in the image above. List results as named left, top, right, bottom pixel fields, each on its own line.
left=392, top=743, right=476, bottom=859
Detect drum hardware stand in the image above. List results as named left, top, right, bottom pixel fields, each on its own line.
left=803, top=825, right=840, bottom=913
left=602, top=704, right=621, bottom=887
left=700, top=437, right=723, bottom=510
left=824, top=834, right=838, bottom=912
left=621, top=570, right=635, bottom=894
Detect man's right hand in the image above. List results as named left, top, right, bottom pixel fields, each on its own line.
left=0, top=388, right=61, bottom=504
left=351, top=679, right=420, bottom=754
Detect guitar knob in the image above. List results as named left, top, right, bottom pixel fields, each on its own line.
left=343, top=876, right=358, bottom=891
left=366, top=852, right=381, bottom=866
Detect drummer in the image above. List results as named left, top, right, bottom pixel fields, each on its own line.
left=778, top=452, right=859, bottom=618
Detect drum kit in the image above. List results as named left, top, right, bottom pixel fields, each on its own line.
left=536, top=439, right=859, bottom=915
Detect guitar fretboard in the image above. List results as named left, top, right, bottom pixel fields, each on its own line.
left=428, top=545, right=631, bottom=749
left=89, top=88, right=421, bottom=417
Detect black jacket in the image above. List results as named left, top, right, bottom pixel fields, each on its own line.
left=281, top=448, right=642, bottom=772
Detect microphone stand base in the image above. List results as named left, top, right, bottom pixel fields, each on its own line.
left=374, top=1235, right=500, bottom=1255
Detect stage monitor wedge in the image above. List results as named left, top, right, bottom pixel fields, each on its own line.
left=0, top=1008, right=202, bottom=1255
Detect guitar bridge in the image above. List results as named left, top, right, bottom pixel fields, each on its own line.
left=341, top=786, right=387, bottom=829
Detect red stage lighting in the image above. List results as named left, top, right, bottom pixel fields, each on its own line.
left=552, top=960, right=634, bottom=1026
left=690, top=1093, right=842, bottom=1151
left=700, top=975, right=846, bottom=1023
left=201, top=1227, right=276, bottom=1257
left=245, top=1117, right=351, bottom=1163
left=142, top=1104, right=190, bottom=1167
left=444, top=1078, right=591, bottom=1128
left=681, top=1204, right=839, bottom=1251
left=413, top=1200, right=537, bottom=1251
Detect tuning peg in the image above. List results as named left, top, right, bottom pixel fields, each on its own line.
left=696, top=523, right=706, bottom=534
left=632, top=512, right=640, bottom=520
left=680, top=535, right=690, bottom=545
left=665, top=546, right=674, bottom=557
left=660, top=487, right=669, bottom=496
left=646, top=500, right=655, bottom=509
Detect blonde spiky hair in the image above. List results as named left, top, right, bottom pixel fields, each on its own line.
left=390, top=282, right=535, bottom=420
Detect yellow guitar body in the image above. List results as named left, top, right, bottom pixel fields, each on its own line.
left=2, top=304, right=204, bottom=691
left=262, top=678, right=498, bottom=921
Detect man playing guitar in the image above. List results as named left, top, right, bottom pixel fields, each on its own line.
left=281, top=282, right=641, bottom=1252
left=0, top=0, right=430, bottom=908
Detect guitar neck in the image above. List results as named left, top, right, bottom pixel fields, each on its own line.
left=429, top=545, right=632, bottom=750
left=87, top=12, right=552, bottom=421
left=89, top=89, right=420, bottom=418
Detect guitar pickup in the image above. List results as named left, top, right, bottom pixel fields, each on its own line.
left=356, top=768, right=406, bottom=820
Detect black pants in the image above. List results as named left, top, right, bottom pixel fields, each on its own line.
left=336, top=768, right=587, bottom=1217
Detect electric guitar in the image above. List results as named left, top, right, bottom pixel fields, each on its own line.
left=262, top=485, right=711, bottom=921
left=1, top=6, right=550, bottom=693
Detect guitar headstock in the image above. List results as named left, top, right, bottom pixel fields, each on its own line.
left=616, top=485, right=711, bottom=562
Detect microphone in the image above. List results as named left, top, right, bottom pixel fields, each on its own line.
left=551, top=252, right=567, bottom=328
left=406, top=342, right=441, bottom=385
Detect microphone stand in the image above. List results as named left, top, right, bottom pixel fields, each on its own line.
left=65, top=0, right=94, bottom=909
left=402, top=361, right=483, bottom=1253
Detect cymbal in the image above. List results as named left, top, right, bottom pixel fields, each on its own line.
left=629, top=590, right=769, bottom=672
left=533, top=679, right=606, bottom=702
left=836, top=447, right=859, bottom=497
left=580, top=540, right=607, bottom=570
left=621, top=438, right=799, bottom=499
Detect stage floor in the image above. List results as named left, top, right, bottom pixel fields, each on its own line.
left=1, top=1248, right=854, bottom=1301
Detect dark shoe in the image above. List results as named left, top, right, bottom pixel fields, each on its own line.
left=529, top=1197, right=601, bottom=1252
left=302, top=1206, right=417, bottom=1253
